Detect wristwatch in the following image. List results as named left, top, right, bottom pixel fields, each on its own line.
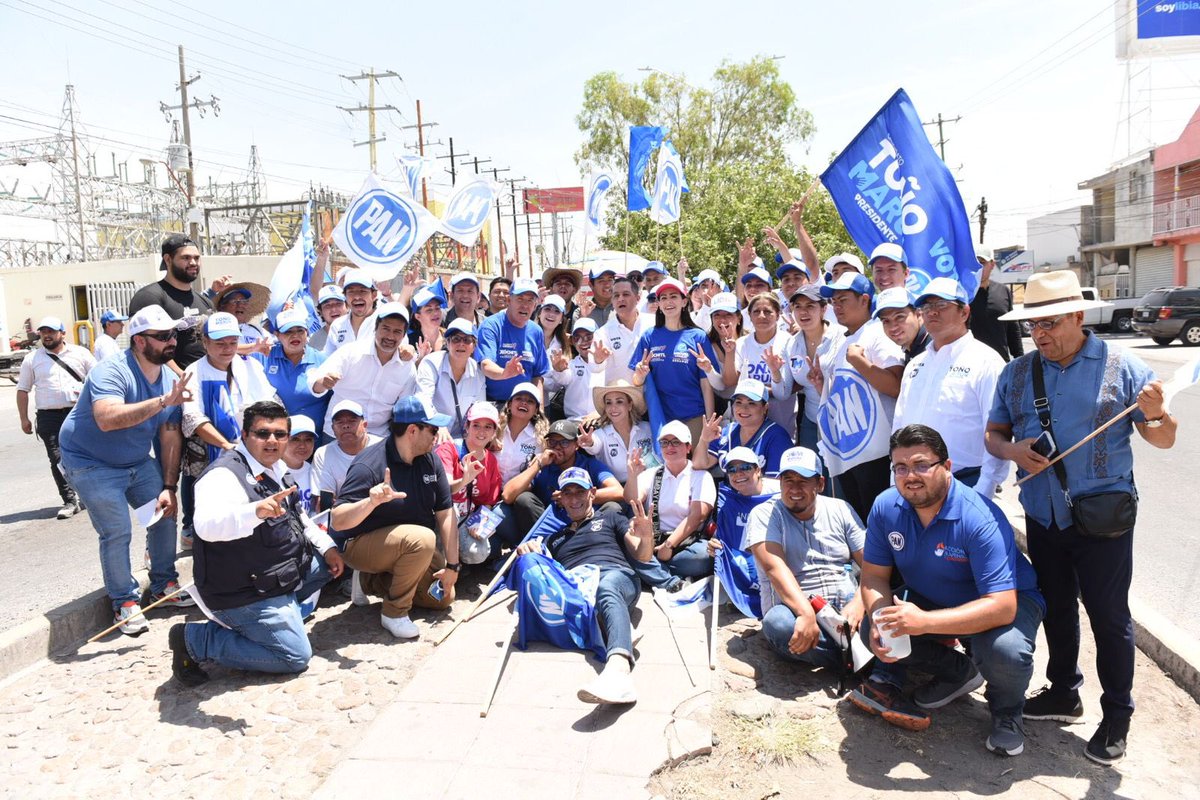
left=445, top=562, right=462, bottom=573
left=163, top=484, right=178, bottom=492
left=1144, top=416, right=1165, bottom=428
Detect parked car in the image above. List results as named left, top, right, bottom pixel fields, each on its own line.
left=1131, top=287, right=1200, bottom=346
left=1018, top=285, right=1141, bottom=336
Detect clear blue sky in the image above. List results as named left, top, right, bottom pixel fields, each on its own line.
left=3, top=0, right=1200, bottom=256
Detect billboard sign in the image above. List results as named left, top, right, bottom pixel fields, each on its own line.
left=1116, top=0, right=1200, bottom=58
left=524, top=187, right=584, bottom=214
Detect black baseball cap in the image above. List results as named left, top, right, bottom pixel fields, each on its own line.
left=161, top=234, right=197, bottom=257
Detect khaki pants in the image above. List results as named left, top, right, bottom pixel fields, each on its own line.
left=342, top=524, right=454, bottom=618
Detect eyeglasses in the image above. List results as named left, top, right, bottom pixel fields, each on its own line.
left=725, top=463, right=757, bottom=475
left=919, top=299, right=960, bottom=315
left=546, top=437, right=574, bottom=450
left=447, top=334, right=475, bottom=345
left=1029, top=314, right=1069, bottom=331
left=141, top=331, right=177, bottom=342
left=659, top=438, right=687, bottom=449
left=891, top=459, right=946, bottom=478
left=249, top=429, right=289, bottom=441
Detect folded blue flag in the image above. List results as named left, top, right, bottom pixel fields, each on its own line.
left=628, top=126, right=666, bottom=212
left=712, top=484, right=777, bottom=620
left=506, top=552, right=607, bottom=660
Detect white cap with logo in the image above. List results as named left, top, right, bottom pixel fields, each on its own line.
left=127, top=305, right=187, bottom=336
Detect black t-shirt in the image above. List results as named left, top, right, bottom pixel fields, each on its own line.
left=543, top=508, right=631, bottom=572
left=127, top=279, right=213, bottom=368
left=334, top=438, right=452, bottom=541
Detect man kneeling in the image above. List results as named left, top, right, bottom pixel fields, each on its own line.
left=848, top=424, right=1044, bottom=757
left=516, top=467, right=653, bottom=705
left=170, top=401, right=345, bottom=685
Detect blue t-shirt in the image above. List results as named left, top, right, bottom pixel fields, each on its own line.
left=476, top=313, right=550, bottom=402
left=863, top=480, right=1043, bottom=612
left=627, top=327, right=718, bottom=420
left=531, top=452, right=616, bottom=506
left=252, top=344, right=330, bottom=434
left=59, top=350, right=182, bottom=470
left=708, top=420, right=793, bottom=478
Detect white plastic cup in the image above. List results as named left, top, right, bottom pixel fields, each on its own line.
left=872, top=606, right=912, bottom=659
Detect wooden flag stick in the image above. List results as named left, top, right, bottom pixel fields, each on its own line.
left=775, top=177, right=823, bottom=230
left=480, top=612, right=519, bottom=718
left=87, top=583, right=191, bottom=643
left=708, top=574, right=721, bottom=671
left=1014, top=402, right=1139, bottom=487
left=435, top=547, right=523, bottom=647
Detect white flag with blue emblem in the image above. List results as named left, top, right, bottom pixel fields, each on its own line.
left=648, top=143, right=685, bottom=225
left=439, top=177, right=498, bottom=246
left=1164, top=355, right=1200, bottom=412
left=332, top=173, right=442, bottom=281
left=395, top=154, right=435, bottom=199
left=584, top=170, right=617, bottom=236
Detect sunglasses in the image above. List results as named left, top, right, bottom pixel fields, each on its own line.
left=725, top=463, right=757, bottom=475
left=448, top=334, right=476, bottom=345
left=249, top=429, right=289, bottom=441
left=142, top=331, right=178, bottom=342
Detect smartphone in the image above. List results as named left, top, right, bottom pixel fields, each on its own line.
left=428, top=580, right=445, bottom=601
left=1031, top=430, right=1057, bottom=458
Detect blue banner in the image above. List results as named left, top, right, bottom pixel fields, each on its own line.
left=713, top=484, right=775, bottom=620
left=821, top=89, right=979, bottom=299
left=505, top=552, right=607, bottom=660
left=627, top=126, right=665, bottom=212
left=1138, top=0, right=1200, bottom=39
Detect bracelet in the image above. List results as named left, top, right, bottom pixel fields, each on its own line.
left=163, top=484, right=177, bottom=491
left=158, top=396, right=166, bottom=409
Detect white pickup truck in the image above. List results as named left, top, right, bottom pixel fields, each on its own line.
left=1080, top=287, right=1142, bottom=333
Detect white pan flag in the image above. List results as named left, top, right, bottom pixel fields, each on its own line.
left=332, top=173, right=442, bottom=281
left=439, top=177, right=498, bottom=246
left=584, top=170, right=617, bottom=236
left=1163, top=355, right=1200, bottom=413
left=648, top=143, right=685, bottom=225
left=396, top=154, right=436, bottom=199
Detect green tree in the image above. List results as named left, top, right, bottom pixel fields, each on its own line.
left=575, top=57, right=859, bottom=282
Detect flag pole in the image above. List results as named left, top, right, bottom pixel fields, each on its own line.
left=623, top=213, right=630, bottom=273
left=480, top=610, right=518, bottom=717
left=434, top=549, right=520, bottom=646
left=1014, top=402, right=1139, bottom=487
left=776, top=176, right=822, bottom=230
left=708, top=574, right=720, bottom=670
left=87, top=583, right=192, bottom=643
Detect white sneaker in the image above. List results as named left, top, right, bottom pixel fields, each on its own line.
left=381, top=614, right=420, bottom=639
left=350, top=570, right=369, bottom=606
left=115, top=602, right=149, bottom=636
left=577, top=660, right=637, bottom=705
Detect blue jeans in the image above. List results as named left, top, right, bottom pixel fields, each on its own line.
left=869, top=591, right=1043, bottom=717
left=185, top=553, right=330, bottom=674
left=596, top=566, right=639, bottom=661
left=762, top=603, right=844, bottom=669
left=63, top=458, right=179, bottom=610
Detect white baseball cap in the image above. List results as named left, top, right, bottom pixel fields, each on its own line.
left=127, top=305, right=187, bottom=336
left=732, top=378, right=768, bottom=402
left=694, top=268, right=724, bottom=287
left=340, top=269, right=375, bottom=290
left=658, top=420, right=692, bottom=445
left=446, top=318, right=476, bottom=337
left=511, top=277, right=539, bottom=297
left=510, top=381, right=542, bottom=405
left=376, top=301, right=410, bottom=323
left=330, top=399, right=365, bottom=419
left=740, top=266, right=773, bottom=287
left=450, top=271, right=481, bottom=290
left=317, top=284, right=345, bottom=305
left=823, top=253, right=864, bottom=274
left=869, top=243, right=908, bottom=265
left=571, top=318, right=597, bottom=336
left=289, top=415, right=317, bottom=437
left=542, top=295, right=566, bottom=314
left=274, top=307, right=311, bottom=332
left=873, top=287, right=916, bottom=319
left=915, top=278, right=970, bottom=307
left=709, top=292, right=739, bottom=315
left=779, top=446, right=823, bottom=478
left=720, top=446, right=763, bottom=471
left=204, top=312, right=240, bottom=339
left=35, top=316, right=66, bottom=332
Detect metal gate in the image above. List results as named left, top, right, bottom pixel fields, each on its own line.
left=85, top=281, right=138, bottom=350
left=1134, top=246, right=1175, bottom=297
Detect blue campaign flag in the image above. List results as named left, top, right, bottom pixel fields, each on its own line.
left=820, top=89, right=980, bottom=299
left=713, top=484, right=775, bottom=620
left=267, top=202, right=321, bottom=334
left=627, top=126, right=665, bottom=212
left=505, top=552, right=608, bottom=661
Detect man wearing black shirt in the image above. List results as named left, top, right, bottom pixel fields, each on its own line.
left=331, top=396, right=460, bottom=639
left=517, top=467, right=653, bottom=705
left=969, top=246, right=1024, bottom=362
left=127, top=235, right=217, bottom=372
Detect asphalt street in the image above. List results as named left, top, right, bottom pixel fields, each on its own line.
left=0, top=333, right=1196, bottom=643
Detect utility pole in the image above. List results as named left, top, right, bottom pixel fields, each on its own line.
left=338, top=69, right=399, bottom=171
left=486, top=166, right=510, bottom=274
left=159, top=46, right=219, bottom=242
left=922, top=113, right=961, bottom=161
left=976, top=197, right=988, bottom=244
left=436, top=137, right=465, bottom=183
left=399, top=100, right=439, bottom=270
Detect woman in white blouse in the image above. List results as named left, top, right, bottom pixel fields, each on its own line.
left=579, top=379, right=652, bottom=483
left=549, top=317, right=607, bottom=421
left=770, top=285, right=845, bottom=452
left=731, top=292, right=795, bottom=438
left=494, top=381, right=549, bottom=484
left=414, top=317, right=485, bottom=440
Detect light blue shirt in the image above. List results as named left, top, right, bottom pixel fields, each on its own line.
left=989, top=332, right=1154, bottom=529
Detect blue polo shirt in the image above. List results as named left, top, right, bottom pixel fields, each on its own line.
left=60, top=349, right=182, bottom=470
left=475, top=312, right=550, bottom=402
left=708, top=420, right=793, bottom=478
left=989, top=332, right=1154, bottom=529
left=864, top=480, right=1043, bottom=612
left=531, top=453, right=616, bottom=505
left=252, top=344, right=330, bottom=433
left=627, top=327, right=719, bottom=420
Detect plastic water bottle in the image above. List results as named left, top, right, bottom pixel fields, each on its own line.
left=809, top=594, right=849, bottom=649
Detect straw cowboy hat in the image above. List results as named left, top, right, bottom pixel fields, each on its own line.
left=541, top=266, right=583, bottom=294
left=999, top=270, right=1109, bottom=322
left=593, top=379, right=646, bottom=416
left=214, top=282, right=271, bottom=318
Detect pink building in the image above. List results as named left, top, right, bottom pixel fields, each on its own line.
left=1153, top=105, right=1200, bottom=286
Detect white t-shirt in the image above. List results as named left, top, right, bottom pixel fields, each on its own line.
left=498, top=422, right=541, bottom=484
left=312, top=435, right=382, bottom=499
left=93, top=334, right=122, bottom=362
left=582, top=420, right=653, bottom=483
left=634, top=463, right=717, bottom=534
left=594, top=312, right=651, bottom=385
left=775, top=323, right=846, bottom=423
left=284, top=460, right=317, bottom=514
left=552, top=354, right=607, bottom=420
left=735, top=328, right=796, bottom=437
left=816, top=319, right=903, bottom=477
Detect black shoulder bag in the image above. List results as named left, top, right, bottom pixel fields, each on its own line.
left=650, top=468, right=704, bottom=552
left=1031, top=355, right=1136, bottom=539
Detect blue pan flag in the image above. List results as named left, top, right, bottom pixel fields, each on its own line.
left=628, top=126, right=666, bottom=212
left=505, top=552, right=607, bottom=660
left=711, top=484, right=775, bottom=620
left=821, top=89, right=980, bottom=299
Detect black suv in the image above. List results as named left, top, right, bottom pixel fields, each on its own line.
left=1132, top=287, right=1200, bottom=346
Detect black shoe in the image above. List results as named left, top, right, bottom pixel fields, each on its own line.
left=1085, top=719, right=1128, bottom=766
left=169, top=623, right=209, bottom=687
left=1022, top=685, right=1084, bottom=722
left=914, top=651, right=984, bottom=709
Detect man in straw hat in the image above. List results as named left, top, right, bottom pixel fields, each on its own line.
left=984, top=269, right=1177, bottom=766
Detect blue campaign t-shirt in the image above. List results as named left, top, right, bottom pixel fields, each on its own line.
left=708, top=420, right=793, bottom=477
left=531, top=452, right=616, bottom=506
left=627, top=327, right=718, bottom=420
left=863, top=480, right=1043, bottom=612
left=252, top=344, right=330, bottom=434
left=59, top=349, right=182, bottom=470
left=476, top=313, right=550, bottom=402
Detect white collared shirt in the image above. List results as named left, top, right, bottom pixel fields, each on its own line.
left=893, top=331, right=1010, bottom=494
left=16, top=344, right=96, bottom=409
left=581, top=420, right=653, bottom=483
left=194, top=443, right=335, bottom=553
left=414, top=351, right=486, bottom=438
left=497, top=422, right=541, bottom=484
left=312, top=338, right=416, bottom=436
left=634, top=462, right=716, bottom=533
left=552, top=354, right=607, bottom=420
left=322, top=311, right=377, bottom=356
left=594, top=312, right=651, bottom=385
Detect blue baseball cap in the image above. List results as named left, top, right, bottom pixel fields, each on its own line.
left=100, top=309, right=128, bottom=325
left=642, top=261, right=668, bottom=276
left=775, top=260, right=809, bottom=280
left=392, top=396, right=452, bottom=428
left=740, top=266, right=773, bottom=287
left=819, top=272, right=875, bottom=299
left=205, top=312, right=241, bottom=339
left=557, top=467, right=593, bottom=490
left=872, top=287, right=916, bottom=319
left=915, top=277, right=970, bottom=307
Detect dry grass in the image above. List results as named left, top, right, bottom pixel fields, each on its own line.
left=724, top=708, right=827, bottom=766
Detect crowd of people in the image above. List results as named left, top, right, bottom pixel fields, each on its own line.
left=16, top=202, right=1176, bottom=768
